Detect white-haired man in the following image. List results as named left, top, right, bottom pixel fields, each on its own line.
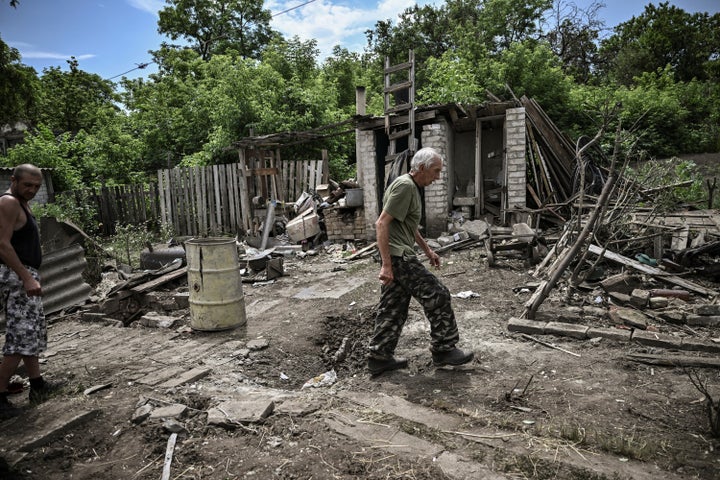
left=368, top=148, right=474, bottom=375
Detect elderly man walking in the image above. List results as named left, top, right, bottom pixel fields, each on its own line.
left=368, top=148, right=474, bottom=375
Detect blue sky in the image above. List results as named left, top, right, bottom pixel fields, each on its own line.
left=1, top=0, right=718, bottom=82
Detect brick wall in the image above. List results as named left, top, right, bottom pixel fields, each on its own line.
left=504, top=108, right=527, bottom=221
left=324, top=206, right=367, bottom=241
left=420, top=120, right=451, bottom=237
left=357, top=130, right=377, bottom=240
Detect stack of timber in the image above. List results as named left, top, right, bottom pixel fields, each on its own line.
left=520, top=96, right=576, bottom=219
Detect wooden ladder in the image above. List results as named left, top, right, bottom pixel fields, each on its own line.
left=384, top=50, right=416, bottom=161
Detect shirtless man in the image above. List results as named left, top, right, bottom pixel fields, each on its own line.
left=0, top=164, right=59, bottom=416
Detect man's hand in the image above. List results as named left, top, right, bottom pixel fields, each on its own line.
left=379, top=263, right=394, bottom=286
left=23, top=277, right=42, bottom=296
left=427, top=251, right=441, bottom=268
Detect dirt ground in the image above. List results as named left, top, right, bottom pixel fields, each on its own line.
left=1, top=238, right=720, bottom=479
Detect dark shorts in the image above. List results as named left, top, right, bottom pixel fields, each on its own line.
left=1, top=265, right=47, bottom=356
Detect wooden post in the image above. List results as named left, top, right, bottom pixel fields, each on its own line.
left=474, top=118, right=483, bottom=219
left=321, top=149, right=330, bottom=185
left=237, top=149, right=252, bottom=233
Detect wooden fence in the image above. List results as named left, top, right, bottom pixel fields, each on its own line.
left=157, top=153, right=327, bottom=236
left=157, top=163, right=245, bottom=237
left=61, top=153, right=327, bottom=237
left=59, top=184, right=161, bottom=235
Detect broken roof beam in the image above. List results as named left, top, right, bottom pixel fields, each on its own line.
left=587, top=244, right=719, bottom=297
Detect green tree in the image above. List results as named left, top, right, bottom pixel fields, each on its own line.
left=541, top=0, right=604, bottom=83
left=157, top=0, right=274, bottom=61
left=0, top=34, right=39, bottom=123
left=262, top=35, right=319, bottom=84
left=37, top=57, right=118, bottom=134
left=2, top=125, right=83, bottom=191
left=598, top=2, right=720, bottom=85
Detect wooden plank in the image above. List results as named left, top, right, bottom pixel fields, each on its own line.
left=194, top=166, right=206, bottom=236
left=384, top=80, right=413, bottom=94
left=271, top=150, right=280, bottom=201
left=388, top=128, right=411, bottom=141
left=671, top=225, right=690, bottom=251
left=182, top=168, right=192, bottom=236
left=384, top=61, right=413, bottom=74
left=185, top=168, right=195, bottom=236
left=227, top=163, right=238, bottom=233
left=171, top=169, right=181, bottom=235
left=321, top=149, right=329, bottom=185
left=130, top=267, right=188, bottom=294
left=314, top=158, right=323, bottom=192
left=237, top=151, right=252, bottom=233
left=475, top=118, right=483, bottom=218
left=294, top=160, right=302, bottom=199
left=157, top=170, right=167, bottom=227
left=213, top=165, right=222, bottom=231
left=219, top=163, right=229, bottom=233
left=245, top=167, right=279, bottom=176
left=587, top=244, right=719, bottom=296
left=626, top=353, right=720, bottom=368
left=207, top=165, right=217, bottom=234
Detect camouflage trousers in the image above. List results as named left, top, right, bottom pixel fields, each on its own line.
left=368, top=255, right=459, bottom=359
left=1, top=265, right=47, bottom=357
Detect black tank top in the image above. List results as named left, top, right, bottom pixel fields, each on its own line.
left=0, top=193, right=42, bottom=269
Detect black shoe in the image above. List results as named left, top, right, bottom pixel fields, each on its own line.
left=29, top=380, right=65, bottom=405
left=0, top=397, right=21, bottom=419
left=368, top=356, right=408, bottom=375
left=432, top=348, right=474, bottom=367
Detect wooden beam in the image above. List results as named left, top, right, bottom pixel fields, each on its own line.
left=587, top=244, right=719, bottom=296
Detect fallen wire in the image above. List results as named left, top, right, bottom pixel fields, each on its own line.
left=441, top=430, right=517, bottom=439
left=520, top=333, right=581, bottom=357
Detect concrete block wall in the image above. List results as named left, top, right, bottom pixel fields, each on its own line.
left=357, top=130, right=377, bottom=240
left=324, top=207, right=367, bottom=241
left=504, top=108, right=526, bottom=216
left=420, top=121, right=451, bottom=237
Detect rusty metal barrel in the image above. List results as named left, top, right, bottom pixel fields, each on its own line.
left=185, top=237, right=246, bottom=331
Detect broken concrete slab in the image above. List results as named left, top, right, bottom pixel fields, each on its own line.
left=435, top=451, right=509, bottom=480
left=19, top=409, right=101, bottom=452
left=460, top=219, right=490, bottom=240
left=608, top=292, right=631, bottom=306
left=694, top=304, right=720, bottom=316
left=609, top=307, right=649, bottom=330
left=207, top=397, right=275, bottom=428
left=135, top=366, right=187, bottom=386
left=600, top=273, right=642, bottom=295
left=149, top=403, right=187, bottom=420
left=247, top=338, right=269, bottom=351
left=337, top=391, right=464, bottom=431
left=631, top=330, right=681, bottom=350
left=132, top=404, right=153, bottom=424
left=582, top=306, right=607, bottom=318
left=140, top=312, right=182, bottom=329
left=630, top=289, right=650, bottom=308
left=686, top=315, right=720, bottom=327
left=158, top=367, right=212, bottom=389
left=681, top=337, right=720, bottom=352
left=544, top=322, right=589, bottom=339
left=275, top=396, right=322, bottom=416
left=649, top=297, right=669, bottom=309
left=586, top=327, right=633, bottom=343
left=507, top=317, right=546, bottom=335
left=325, top=412, right=443, bottom=458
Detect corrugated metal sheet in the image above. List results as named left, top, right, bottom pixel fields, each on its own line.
left=40, top=244, right=92, bottom=315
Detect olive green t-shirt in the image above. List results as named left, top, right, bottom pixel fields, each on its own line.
left=382, top=173, right=421, bottom=257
